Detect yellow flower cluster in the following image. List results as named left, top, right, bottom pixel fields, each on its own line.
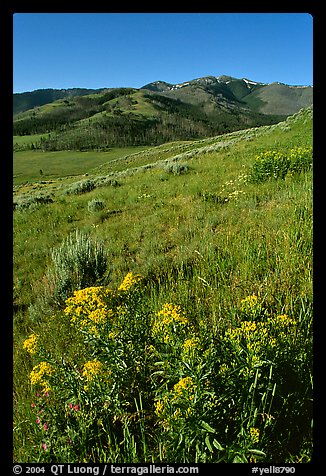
left=152, top=303, right=189, bottom=344
left=256, top=150, right=286, bottom=162
left=23, top=333, right=39, bottom=355
left=225, top=320, right=269, bottom=352
left=64, top=286, right=113, bottom=335
left=155, top=377, right=196, bottom=426
left=240, top=294, right=263, bottom=320
left=172, top=376, right=196, bottom=400
left=225, top=320, right=269, bottom=371
left=29, top=362, right=54, bottom=393
left=118, top=272, right=142, bottom=292
left=249, top=427, right=260, bottom=444
left=268, top=314, right=296, bottom=342
left=225, top=310, right=297, bottom=368
left=274, top=314, right=296, bottom=327
left=252, top=146, right=312, bottom=182
left=82, top=359, right=103, bottom=382
left=155, top=395, right=169, bottom=418
left=182, top=337, right=200, bottom=356
left=288, top=146, right=313, bottom=174
left=241, top=294, right=258, bottom=307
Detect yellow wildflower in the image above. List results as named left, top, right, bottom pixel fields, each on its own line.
left=154, top=395, right=168, bottom=418
left=182, top=337, right=200, bottom=355
left=30, top=362, right=54, bottom=393
left=240, top=294, right=263, bottom=319
left=82, top=359, right=103, bottom=381
left=65, top=287, right=112, bottom=315
left=152, top=303, right=189, bottom=343
left=265, top=313, right=297, bottom=343
left=89, top=325, right=100, bottom=336
left=241, top=321, right=257, bottom=333
left=172, top=376, right=196, bottom=400
left=269, top=337, right=277, bottom=347
left=241, top=294, right=258, bottom=307
left=23, top=333, right=39, bottom=355
left=157, top=303, right=188, bottom=324
left=64, top=286, right=113, bottom=334
left=88, top=308, right=108, bottom=325
left=118, top=272, right=142, bottom=291
left=249, top=427, right=260, bottom=444
left=155, top=399, right=164, bottom=417
left=225, top=318, right=273, bottom=362
left=108, top=331, right=118, bottom=339
left=275, top=314, right=296, bottom=327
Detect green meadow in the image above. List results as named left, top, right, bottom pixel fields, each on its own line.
left=13, top=145, right=151, bottom=185
left=13, top=107, right=313, bottom=463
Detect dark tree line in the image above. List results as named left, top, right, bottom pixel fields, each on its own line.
left=34, top=111, right=276, bottom=152
left=38, top=114, right=210, bottom=151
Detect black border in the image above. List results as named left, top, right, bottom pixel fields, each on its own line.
left=4, top=3, right=322, bottom=473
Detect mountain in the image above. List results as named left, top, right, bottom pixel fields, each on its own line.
left=13, top=75, right=312, bottom=151
left=141, top=75, right=313, bottom=116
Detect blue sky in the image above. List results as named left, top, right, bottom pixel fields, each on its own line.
left=13, top=13, right=313, bottom=93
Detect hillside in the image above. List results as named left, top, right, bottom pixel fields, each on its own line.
left=13, top=75, right=312, bottom=152
left=13, top=87, right=107, bottom=116
left=13, top=107, right=313, bottom=463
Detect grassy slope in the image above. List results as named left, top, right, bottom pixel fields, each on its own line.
left=13, top=107, right=312, bottom=307
left=248, top=84, right=313, bottom=115
left=13, top=107, right=313, bottom=462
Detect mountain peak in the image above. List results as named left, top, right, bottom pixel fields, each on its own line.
left=141, top=80, right=173, bottom=92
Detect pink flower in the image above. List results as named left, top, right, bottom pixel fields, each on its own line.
left=43, top=422, right=49, bottom=431
left=69, top=403, right=73, bottom=409
left=31, top=403, right=35, bottom=408
left=39, top=409, right=44, bottom=414
left=73, top=404, right=81, bottom=411
left=42, top=443, right=47, bottom=451
left=36, top=418, right=41, bottom=424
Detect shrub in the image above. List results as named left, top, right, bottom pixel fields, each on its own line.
left=13, top=193, right=53, bottom=211
left=249, top=150, right=290, bottom=182
left=287, top=147, right=313, bottom=175
left=93, top=177, right=120, bottom=188
left=47, top=230, right=108, bottom=304
left=64, top=179, right=95, bottom=195
left=164, top=162, right=189, bottom=176
left=249, top=147, right=312, bottom=183
left=87, top=198, right=105, bottom=212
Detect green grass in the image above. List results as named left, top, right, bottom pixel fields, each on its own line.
left=13, top=146, right=151, bottom=185
left=13, top=107, right=313, bottom=463
left=14, top=133, right=50, bottom=147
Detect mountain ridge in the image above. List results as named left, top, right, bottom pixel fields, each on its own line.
left=13, top=75, right=312, bottom=151
left=141, top=75, right=312, bottom=115
left=14, top=74, right=312, bottom=116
